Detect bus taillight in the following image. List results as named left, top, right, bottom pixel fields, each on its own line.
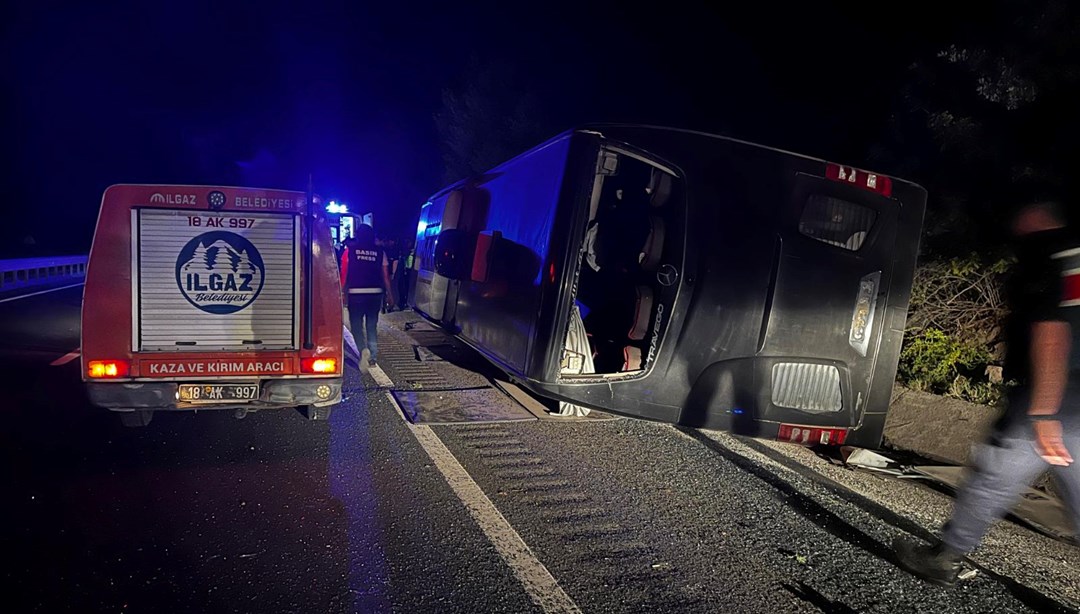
left=87, top=360, right=129, bottom=379
left=849, top=271, right=881, bottom=357
left=825, top=163, right=893, bottom=198
left=778, top=424, right=848, bottom=446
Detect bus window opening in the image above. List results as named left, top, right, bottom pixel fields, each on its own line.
left=566, top=154, right=677, bottom=376
left=799, top=194, right=878, bottom=252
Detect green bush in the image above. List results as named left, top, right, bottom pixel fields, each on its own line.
left=899, top=329, right=984, bottom=388
left=898, top=253, right=1013, bottom=406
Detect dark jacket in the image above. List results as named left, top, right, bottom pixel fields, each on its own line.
left=997, top=228, right=1080, bottom=431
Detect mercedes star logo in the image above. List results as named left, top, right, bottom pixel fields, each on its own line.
left=657, top=264, right=679, bottom=287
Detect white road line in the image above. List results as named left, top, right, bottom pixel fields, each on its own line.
left=0, top=282, right=84, bottom=304
left=50, top=350, right=80, bottom=366
left=369, top=363, right=395, bottom=388
left=369, top=363, right=580, bottom=614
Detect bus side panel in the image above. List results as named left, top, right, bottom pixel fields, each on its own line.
left=532, top=134, right=603, bottom=382
left=411, top=196, right=450, bottom=320
left=452, top=136, right=573, bottom=375
left=512, top=133, right=765, bottom=425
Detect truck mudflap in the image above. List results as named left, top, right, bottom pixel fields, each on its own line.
left=86, top=378, right=343, bottom=411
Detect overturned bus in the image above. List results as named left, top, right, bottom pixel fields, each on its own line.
left=410, top=125, right=925, bottom=448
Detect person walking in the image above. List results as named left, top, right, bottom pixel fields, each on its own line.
left=340, top=224, right=394, bottom=370
left=894, top=198, right=1080, bottom=586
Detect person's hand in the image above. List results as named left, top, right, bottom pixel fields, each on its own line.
left=1033, top=419, right=1074, bottom=466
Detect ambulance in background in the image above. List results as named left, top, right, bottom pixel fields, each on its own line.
left=82, top=184, right=344, bottom=427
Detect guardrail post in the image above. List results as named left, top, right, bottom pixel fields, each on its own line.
left=0, top=255, right=88, bottom=292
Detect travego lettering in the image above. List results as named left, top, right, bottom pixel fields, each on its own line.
left=646, top=303, right=664, bottom=366
left=234, top=196, right=295, bottom=210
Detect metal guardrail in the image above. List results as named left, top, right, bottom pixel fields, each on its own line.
left=0, top=255, right=88, bottom=291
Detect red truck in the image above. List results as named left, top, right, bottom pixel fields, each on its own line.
left=82, top=184, right=344, bottom=426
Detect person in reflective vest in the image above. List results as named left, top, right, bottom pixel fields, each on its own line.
left=340, top=223, right=394, bottom=367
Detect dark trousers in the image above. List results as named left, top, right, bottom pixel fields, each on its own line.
left=347, top=292, right=382, bottom=361
left=943, top=418, right=1080, bottom=553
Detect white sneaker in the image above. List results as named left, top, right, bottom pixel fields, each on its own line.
left=360, top=348, right=371, bottom=373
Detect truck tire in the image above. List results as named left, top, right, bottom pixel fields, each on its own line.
left=298, top=405, right=333, bottom=421
left=120, top=410, right=153, bottom=428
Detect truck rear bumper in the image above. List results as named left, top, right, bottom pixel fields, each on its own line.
left=86, top=378, right=343, bottom=412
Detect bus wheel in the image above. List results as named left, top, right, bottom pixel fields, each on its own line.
left=120, top=410, right=153, bottom=428
left=298, top=405, right=333, bottom=421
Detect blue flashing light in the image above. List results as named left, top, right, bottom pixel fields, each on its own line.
left=732, top=408, right=745, bottom=415
left=326, top=202, right=348, bottom=214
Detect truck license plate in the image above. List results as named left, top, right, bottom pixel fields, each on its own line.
left=178, top=384, right=260, bottom=403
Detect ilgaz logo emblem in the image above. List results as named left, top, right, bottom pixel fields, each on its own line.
left=175, top=231, right=265, bottom=314
left=207, top=190, right=226, bottom=211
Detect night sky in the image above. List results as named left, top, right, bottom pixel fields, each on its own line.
left=3, top=0, right=974, bottom=257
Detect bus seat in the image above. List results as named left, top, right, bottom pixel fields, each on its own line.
left=845, top=230, right=868, bottom=251
left=639, top=216, right=665, bottom=271
left=628, top=285, right=654, bottom=341
left=591, top=216, right=650, bottom=273
left=623, top=345, right=643, bottom=371
left=648, top=168, right=673, bottom=208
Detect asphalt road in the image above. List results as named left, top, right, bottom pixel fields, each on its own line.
left=1, top=285, right=1077, bottom=613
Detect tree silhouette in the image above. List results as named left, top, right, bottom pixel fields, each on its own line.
left=186, top=242, right=211, bottom=271
left=872, top=0, right=1080, bottom=256
left=434, top=56, right=554, bottom=183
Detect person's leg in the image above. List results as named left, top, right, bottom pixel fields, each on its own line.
left=346, top=295, right=367, bottom=352
left=941, top=424, right=1051, bottom=554
left=895, top=421, right=1049, bottom=586
left=360, top=293, right=382, bottom=362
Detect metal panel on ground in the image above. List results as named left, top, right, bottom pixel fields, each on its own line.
left=134, top=208, right=299, bottom=351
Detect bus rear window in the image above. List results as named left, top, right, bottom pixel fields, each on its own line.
left=799, top=195, right=877, bottom=251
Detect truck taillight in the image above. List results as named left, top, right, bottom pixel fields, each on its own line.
left=88, top=360, right=129, bottom=378
left=301, top=358, right=337, bottom=374
left=825, top=163, right=893, bottom=197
